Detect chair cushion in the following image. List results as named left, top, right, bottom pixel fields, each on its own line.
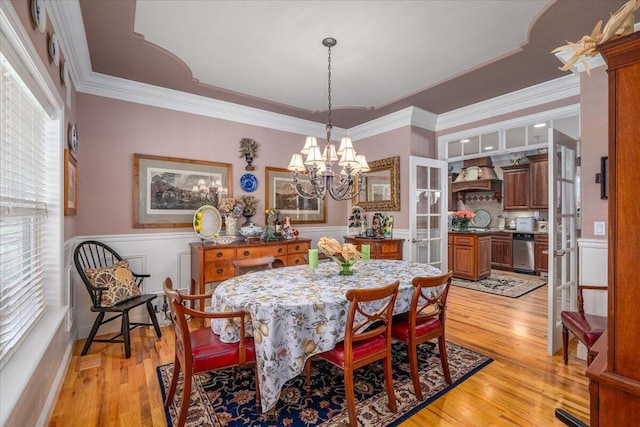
left=84, top=260, right=141, bottom=307
left=561, top=311, right=607, bottom=348
left=317, top=335, right=387, bottom=368
left=391, top=313, right=442, bottom=342
left=190, top=328, right=256, bottom=372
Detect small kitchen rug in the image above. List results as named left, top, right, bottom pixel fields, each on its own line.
left=451, top=274, right=546, bottom=298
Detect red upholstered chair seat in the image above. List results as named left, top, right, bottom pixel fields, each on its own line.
left=560, top=312, right=606, bottom=348
left=316, top=335, right=387, bottom=367
left=190, top=328, right=256, bottom=372
left=391, top=314, right=442, bottom=343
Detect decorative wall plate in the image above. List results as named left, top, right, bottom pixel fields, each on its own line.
left=240, top=173, right=257, bottom=192
left=68, top=123, right=78, bottom=154
left=472, top=209, right=491, bottom=228
left=31, top=0, right=47, bottom=33
left=193, top=205, right=222, bottom=239
left=49, top=32, right=60, bottom=66
left=61, top=60, right=69, bottom=87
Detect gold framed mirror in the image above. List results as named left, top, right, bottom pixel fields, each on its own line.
left=354, top=156, right=400, bottom=211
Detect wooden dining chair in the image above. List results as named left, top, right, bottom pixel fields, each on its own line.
left=305, top=281, right=399, bottom=427
left=232, top=255, right=275, bottom=275
left=391, top=272, right=453, bottom=400
left=561, top=285, right=607, bottom=365
left=74, top=240, right=162, bottom=358
left=162, top=278, right=260, bottom=427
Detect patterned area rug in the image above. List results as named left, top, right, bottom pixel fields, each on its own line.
left=451, top=274, right=547, bottom=298
left=157, top=341, right=492, bottom=427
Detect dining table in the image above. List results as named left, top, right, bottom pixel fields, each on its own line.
left=210, top=258, right=442, bottom=413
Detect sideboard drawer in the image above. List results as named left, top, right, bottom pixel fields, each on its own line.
left=203, top=262, right=234, bottom=283
left=453, top=236, right=474, bottom=246
left=236, top=245, right=285, bottom=259
left=287, top=253, right=307, bottom=266
left=204, top=248, right=235, bottom=262
left=288, top=241, right=310, bottom=254
left=379, top=241, right=400, bottom=255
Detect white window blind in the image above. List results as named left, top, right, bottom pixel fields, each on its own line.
left=0, top=52, right=49, bottom=369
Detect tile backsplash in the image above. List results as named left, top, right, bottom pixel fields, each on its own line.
left=452, top=191, right=546, bottom=228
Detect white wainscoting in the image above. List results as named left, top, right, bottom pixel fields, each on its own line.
left=576, top=237, right=608, bottom=360
left=69, top=228, right=354, bottom=339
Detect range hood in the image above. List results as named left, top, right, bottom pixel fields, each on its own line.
left=452, top=157, right=502, bottom=194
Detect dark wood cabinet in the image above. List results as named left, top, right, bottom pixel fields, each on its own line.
left=502, top=164, right=530, bottom=210
left=586, top=32, right=640, bottom=426
left=448, top=176, right=458, bottom=211
left=527, top=154, right=549, bottom=209
left=534, top=233, right=548, bottom=276
left=491, top=232, right=513, bottom=270
left=343, top=237, right=404, bottom=260
left=448, top=235, right=454, bottom=272
left=450, top=233, right=491, bottom=280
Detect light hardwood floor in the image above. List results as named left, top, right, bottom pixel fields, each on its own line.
left=49, top=273, right=589, bottom=426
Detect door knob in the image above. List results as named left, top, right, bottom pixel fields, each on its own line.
left=553, top=249, right=567, bottom=257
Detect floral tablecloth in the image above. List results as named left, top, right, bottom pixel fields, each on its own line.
left=211, top=259, right=442, bottom=413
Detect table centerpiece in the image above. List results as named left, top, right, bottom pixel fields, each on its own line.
left=317, top=237, right=362, bottom=275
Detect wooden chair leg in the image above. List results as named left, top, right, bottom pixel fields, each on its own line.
left=384, top=352, right=397, bottom=413
left=123, top=311, right=131, bottom=358
left=343, top=368, right=357, bottom=427
left=82, top=312, right=105, bottom=355
left=304, top=359, right=312, bottom=398
left=146, top=301, right=163, bottom=337
left=562, top=326, right=569, bottom=364
left=177, top=371, right=192, bottom=427
left=254, top=366, right=261, bottom=406
left=407, top=339, right=423, bottom=400
left=438, top=335, right=452, bottom=384
left=165, top=355, right=180, bottom=406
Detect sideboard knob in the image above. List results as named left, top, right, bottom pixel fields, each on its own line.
left=243, top=250, right=250, bottom=256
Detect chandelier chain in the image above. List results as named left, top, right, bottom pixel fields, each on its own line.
left=326, top=43, right=332, bottom=143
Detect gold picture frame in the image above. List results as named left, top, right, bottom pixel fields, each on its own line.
left=265, top=166, right=326, bottom=224
left=133, top=154, right=232, bottom=228
left=64, top=149, right=77, bottom=216
left=353, top=156, right=400, bottom=211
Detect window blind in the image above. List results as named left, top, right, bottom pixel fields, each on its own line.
left=0, top=52, right=48, bottom=369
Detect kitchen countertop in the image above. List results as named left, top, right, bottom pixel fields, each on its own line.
left=448, top=228, right=548, bottom=234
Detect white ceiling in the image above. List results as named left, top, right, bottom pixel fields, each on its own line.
left=133, top=0, right=549, bottom=112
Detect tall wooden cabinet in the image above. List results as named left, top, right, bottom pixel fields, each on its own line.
left=502, top=164, right=530, bottom=210
left=586, top=32, right=640, bottom=425
left=527, top=154, right=549, bottom=209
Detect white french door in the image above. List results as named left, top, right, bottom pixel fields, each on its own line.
left=547, top=129, right=578, bottom=355
left=409, top=156, right=448, bottom=270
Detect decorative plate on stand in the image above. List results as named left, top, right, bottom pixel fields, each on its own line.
left=31, top=0, right=47, bottom=33
left=68, top=123, right=78, bottom=155
left=472, top=209, right=491, bottom=228
left=240, top=173, right=257, bottom=192
left=49, top=32, right=60, bottom=66
left=193, top=205, right=222, bottom=240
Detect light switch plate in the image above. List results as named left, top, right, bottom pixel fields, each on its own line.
left=594, top=221, right=606, bottom=236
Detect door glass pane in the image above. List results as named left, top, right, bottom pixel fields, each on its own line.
left=417, top=165, right=428, bottom=189
left=505, top=126, right=526, bottom=149
left=416, top=190, right=429, bottom=214
left=416, top=241, right=429, bottom=263
left=428, top=190, right=441, bottom=213
left=429, top=167, right=440, bottom=189
left=417, top=215, right=429, bottom=229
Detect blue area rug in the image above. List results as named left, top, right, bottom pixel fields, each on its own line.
left=157, top=340, right=492, bottom=426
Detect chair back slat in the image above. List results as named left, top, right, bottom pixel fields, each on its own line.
left=163, top=278, right=192, bottom=365
left=74, top=240, right=125, bottom=308
left=233, top=255, right=275, bottom=276
left=345, top=281, right=399, bottom=345
left=410, top=272, right=453, bottom=328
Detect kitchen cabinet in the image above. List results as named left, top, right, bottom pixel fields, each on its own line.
left=343, top=237, right=404, bottom=260
left=534, top=233, right=548, bottom=276
left=527, top=154, right=548, bottom=209
left=587, top=33, right=640, bottom=426
left=448, top=235, right=454, bottom=272
left=502, top=164, right=530, bottom=210
left=448, top=175, right=458, bottom=211
left=491, top=232, right=513, bottom=271
left=449, top=232, right=491, bottom=280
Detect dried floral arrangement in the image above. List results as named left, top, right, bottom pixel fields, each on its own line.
left=239, top=138, right=259, bottom=158
left=239, top=195, right=258, bottom=216
left=317, top=237, right=362, bottom=262
left=218, top=198, right=244, bottom=218
left=552, top=0, right=639, bottom=74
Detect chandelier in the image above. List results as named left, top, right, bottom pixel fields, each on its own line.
left=287, top=37, right=369, bottom=201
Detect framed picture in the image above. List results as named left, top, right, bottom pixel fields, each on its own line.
left=265, top=167, right=326, bottom=224
left=64, top=149, right=77, bottom=216
left=133, top=154, right=232, bottom=228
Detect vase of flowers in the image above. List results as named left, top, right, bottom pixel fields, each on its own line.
left=317, top=237, right=362, bottom=276
left=218, top=197, right=243, bottom=236
left=451, top=209, right=475, bottom=230
left=239, top=138, right=259, bottom=171
left=239, top=195, right=258, bottom=226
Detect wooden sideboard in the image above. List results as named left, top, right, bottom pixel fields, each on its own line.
left=190, top=238, right=311, bottom=299
left=342, top=236, right=404, bottom=260
left=586, top=32, right=640, bottom=425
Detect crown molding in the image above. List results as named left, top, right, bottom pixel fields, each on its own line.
left=435, top=74, right=580, bottom=132
left=348, top=107, right=438, bottom=140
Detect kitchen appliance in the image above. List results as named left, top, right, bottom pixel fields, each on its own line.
left=516, top=216, right=537, bottom=232
left=512, top=233, right=535, bottom=274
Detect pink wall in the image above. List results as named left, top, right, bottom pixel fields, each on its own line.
left=75, top=94, right=355, bottom=235
left=10, top=0, right=79, bottom=240
left=579, top=67, right=608, bottom=240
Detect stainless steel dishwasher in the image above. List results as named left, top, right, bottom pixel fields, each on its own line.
left=512, top=233, right=535, bottom=274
